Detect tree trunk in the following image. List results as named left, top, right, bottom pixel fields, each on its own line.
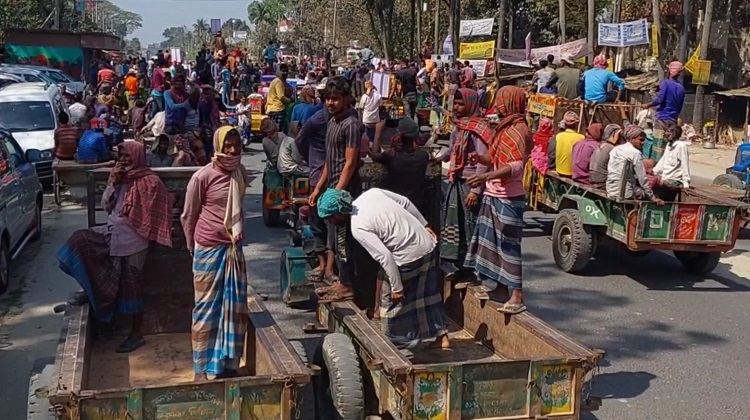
left=558, top=0, right=566, bottom=43
left=652, top=0, right=665, bottom=80
left=588, top=0, right=595, bottom=62
left=410, top=0, right=416, bottom=58
left=677, top=0, right=693, bottom=83
left=416, top=0, right=422, bottom=56
left=452, top=0, right=460, bottom=58
left=507, top=10, right=513, bottom=48
left=692, top=0, right=714, bottom=128
left=495, top=0, right=507, bottom=80
left=434, top=0, right=440, bottom=54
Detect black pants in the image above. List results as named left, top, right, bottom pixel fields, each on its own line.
left=304, top=206, right=327, bottom=255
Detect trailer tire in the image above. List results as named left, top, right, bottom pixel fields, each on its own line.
left=552, top=209, right=596, bottom=273
left=713, top=173, right=744, bottom=190
left=674, top=251, right=721, bottom=275
left=290, top=340, right=316, bottom=420
left=316, top=333, right=365, bottom=420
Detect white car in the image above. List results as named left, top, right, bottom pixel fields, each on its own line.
left=0, top=82, right=66, bottom=182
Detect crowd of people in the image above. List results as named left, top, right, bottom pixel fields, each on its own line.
left=50, top=34, right=691, bottom=380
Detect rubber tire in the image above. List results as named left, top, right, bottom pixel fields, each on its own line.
left=290, top=340, right=316, bottom=420
left=712, top=173, right=744, bottom=189
left=31, top=197, right=42, bottom=241
left=552, top=209, right=597, bottom=273
left=262, top=185, right=281, bottom=227
left=0, top=240, right=9, bottom=295
left=674, top=251, right=722, bottom=275
left=315, top=333, right=365, bottom=420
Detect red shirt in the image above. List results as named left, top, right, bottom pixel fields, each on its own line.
left=98, top=68, right=115, bottom=84
left=54, top=124, right=78, bottom=159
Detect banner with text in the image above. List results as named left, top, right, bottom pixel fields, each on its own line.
left=459, top=40, right=496, bottom=59
left=210, top=19, right=222, bottom=33
left=443, top=36, right=454, bottom=56
left=598, top=19, right=650, bottom=47
left=496, top=38, right=589, bottom=67
left=459, top=18, right=495, bottom=37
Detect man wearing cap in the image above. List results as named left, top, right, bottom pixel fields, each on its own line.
left=642, top=61, right=686, bottom=161
left=546, top=55, right=581, bottom=100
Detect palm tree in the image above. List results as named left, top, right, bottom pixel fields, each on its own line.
left=193, top=18, right=210, bottom=46
left=248, top=2, right=272, bottom=27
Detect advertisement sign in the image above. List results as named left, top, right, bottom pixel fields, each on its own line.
left=527, top=94, right=557, bottom=117
left=459, top=40, right=496, bottom=59
left=443, top=36, right=454, bottom=56
left=690, top=60, right=712, bottom=85
left=233, top=31, right=248, bottom=40
left=651, top=24, right=659, bottom=57
left=598, top=19, right=650, bottom=47
left=496, top=38, right=589, bottom=67
left=459, top=18, right=495, bottom=37
left=5, top=45, right=84, bottom=80
left=210, top=19, right=222, bottom=33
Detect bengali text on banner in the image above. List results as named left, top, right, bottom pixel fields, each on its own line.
left=459, top=40, right=496, bottom=59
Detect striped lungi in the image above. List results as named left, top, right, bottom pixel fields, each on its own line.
left=267, top=111, right=288, bottom=134
left=57, top=229, right=148, bottom=322
left=379, top=251, right=447, bottom=349
left=463, top=195, right=525, bottom=290
left=440, top=178, right=478, bottom=264
left=651, top=119, right=677, bottom=162
left=191, top=243, right=248, bottom=375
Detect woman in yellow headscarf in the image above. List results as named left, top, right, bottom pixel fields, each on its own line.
left=180, top=126, right=248, bottom=381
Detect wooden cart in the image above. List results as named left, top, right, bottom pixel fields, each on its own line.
left=46, top=167, right=312, bottom=419
left=52, top=159, right=114, bottom=206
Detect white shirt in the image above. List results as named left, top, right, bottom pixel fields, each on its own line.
left=606, top=142, right=655, bottom=200
left=351, top=189, right=436, bottom=293
left=534, top=68, right=553, bottom=92
left=653, top=140, right=690, bottom=188
left=235, top=103, right=251, bottom=126
left=143, top=111, right=166, bottom=137
left=277, top=133, right=308, bottom=176
left=358, top=91, right=382, bottom=125
left=68, top=102, right=87, bottom=126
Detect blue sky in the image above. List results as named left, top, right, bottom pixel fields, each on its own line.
left=110, top=0, right=251, bottom=44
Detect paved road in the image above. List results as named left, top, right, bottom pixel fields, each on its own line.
left=2, top=145, right=750, bottom=419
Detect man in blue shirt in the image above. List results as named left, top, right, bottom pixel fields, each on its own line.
left=76, top=128, right=112, bottom=164
left=263, top=42, right=277, bottom=72
left=581, top=54, right=625, bottom=103
left=643, top=61, right=686, bottom=161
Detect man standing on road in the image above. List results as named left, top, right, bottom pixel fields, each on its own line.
left=267, top=63, right=291, bottom=134
left=642, top=61, right=686, bottom=161
left=398, top=59, right=419, bottom=119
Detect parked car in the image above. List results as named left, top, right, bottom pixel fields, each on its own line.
left=1, top=64, right=84, bottom=94
left=0, top=73, right=24, bottom=89
left=0, top=127, right=44, bottom=294
left=0, top=82, right=67, bottom=183
left=0, top=66, right=57, bottom=85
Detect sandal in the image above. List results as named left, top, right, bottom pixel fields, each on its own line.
left=315, top=285, right=334, bottom=297
left=115, top=336, right=146, bottom=353
left=497, top=302, right=527, bottom=315
left=317, top=289, right=354, bottom=303
left=306, top=268, right=324, bottom=281
left=68, top=291, right=89, bottom=306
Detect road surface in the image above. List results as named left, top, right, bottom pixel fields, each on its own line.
left=2, top=145, right=750, bottom=420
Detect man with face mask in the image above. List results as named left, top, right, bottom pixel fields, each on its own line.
left=266, top=63, right=291, bottom=134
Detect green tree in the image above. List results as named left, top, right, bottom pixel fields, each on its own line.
left=193, top=18, right=210, bottom=46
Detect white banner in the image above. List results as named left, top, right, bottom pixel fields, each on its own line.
left=467, top=59, right=487, bottom=76
left=443, top=36, right=454, bottom=56
left=233, top=31, right=247, bottom=40
left=496, top=38, right=590, bottom=67
left=459, top=18, right=495, bottom=37
left=598, top=19, right=650, bottom=47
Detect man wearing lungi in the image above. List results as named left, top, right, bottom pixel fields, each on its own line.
left=642, top=61, right=686, bottom=162
left=318, top=188, right=451, bottom=350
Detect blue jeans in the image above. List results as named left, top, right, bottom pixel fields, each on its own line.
left=221, top=82, right=230, bottom=106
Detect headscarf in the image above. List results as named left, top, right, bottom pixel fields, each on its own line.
left=116, top=141, right=173, bottom=247
left=622, top=124, right=645, bottom=141
left=300, top=85, right=315, bottom=104
left=213, top=126, right=245, bottom=244
left=668, top=61, right=684, bottom=78
left=533, top=117, right=554, bottom=153
left=561, top=111, right=580, bottom=129
left=593, top=54, right=608, bottom=69
left=317, top=188, right=353, bottom=219
left=603, top=123, right=622, bottom=144
left=585, top=123, right=604, bottom=141
left=449, top=88, right=494, bottom=182
left=173, top=134, right=197, bottom=164
left=489, top=86, right=533, bottom=166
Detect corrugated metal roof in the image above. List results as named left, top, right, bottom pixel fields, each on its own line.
left=714, top=87, right=750, bottom=98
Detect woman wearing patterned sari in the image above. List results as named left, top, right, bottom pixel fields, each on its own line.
left=181, top=127, right=248, bottom=381
left=464, top=86, right=533, bottom=314
left=438, top=88, right=494, bottom=276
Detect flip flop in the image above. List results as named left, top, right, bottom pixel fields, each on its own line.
left=68, top=292, right=89, bottom=306
left=306, top=268, right=324, bottom=281
left=115, top=336, right=146, bottom=353
left=497, top=302, right=527, bottom=315
left=315, top=285, right=334, bottom=297
left=317, top=289, right=354, bottom=304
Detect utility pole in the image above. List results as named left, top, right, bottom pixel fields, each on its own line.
left=558, top=0, right=567, bottom=43
left=331, top=0, right=338, bottom=50
left=692, top=0, right=714, bottom=129
left=497, top=0, right=506, bottom=49
left=416, top=0, right=422, bottom=57
left=434, top=0, right=440, bottom=54
left=652, top=0, right=665, bottom=80
left=677, top=0, right=693, bottom=83
left=410, top=0, right=416, bottom=58
left=588, top=0, right=595, bottom=63
left=54, top=0, right=63, bottom=29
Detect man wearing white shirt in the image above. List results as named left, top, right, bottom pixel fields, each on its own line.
left=316, top=188, right=450, bottom=350
left=359, top=80, right=381, bottom=142
left=653, top=124, right=690, bottom=201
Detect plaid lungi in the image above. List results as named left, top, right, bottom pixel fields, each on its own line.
left=440, top=178, right=479, bottom=264
left=464, top=195, right=525, bottom=290
left=379, top=252, right=447, bottom=349
left=191, top=243, right=248, bottom=375
left=267, top=111, right=288, bottom=134
left=57, top=229, right=147, bottom=322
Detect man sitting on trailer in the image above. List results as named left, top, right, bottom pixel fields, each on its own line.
left=606, top=125, right=665, bottom=205
left=581, top=54, right=625, bottom=103
left=652, top=124, right=690, bottom=201
left=318, top=187, right=451, bottom=350
left=547, top=111, right=584, bottom=176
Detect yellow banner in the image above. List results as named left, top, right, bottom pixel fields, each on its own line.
left=685, top=43, right=701, bottom=73
left=651, top=24, right=659, bottom=57
left=691, top=60, right=711, bottom=85
left=459, top=40, right=496, bottom=59
left=528, top=94, right=557, bottom=117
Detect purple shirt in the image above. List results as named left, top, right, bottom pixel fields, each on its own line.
left=296, top=107, right=358, bottom=187
left=571, top=138, right=599, bottom=184
left=652, top=78, right=685, bottom=122
left=438, top=130, right=489, bottom=194
left=151, top=67, right=165, bottom=93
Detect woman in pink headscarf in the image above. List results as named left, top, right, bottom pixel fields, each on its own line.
left=642, top=61, right=686, bottom=161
